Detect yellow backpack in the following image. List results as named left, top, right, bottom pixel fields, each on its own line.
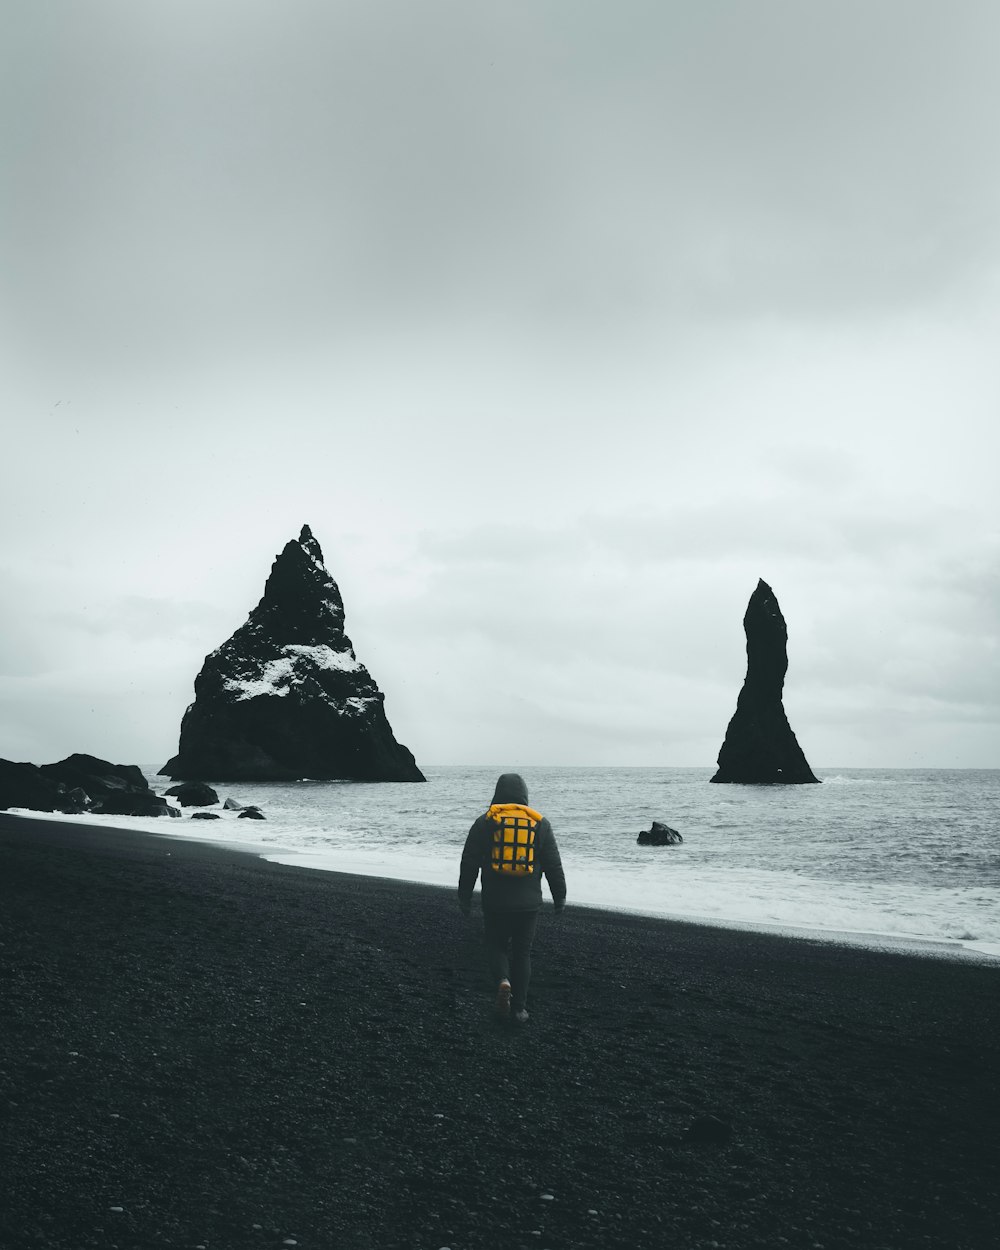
left=487, top=803, right=543, bottom=876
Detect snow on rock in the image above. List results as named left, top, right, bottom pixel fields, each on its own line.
left=222, top=644, right=363, bottom=701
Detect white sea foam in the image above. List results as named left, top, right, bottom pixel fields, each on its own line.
left=13, top=765, right=1000, bottom=964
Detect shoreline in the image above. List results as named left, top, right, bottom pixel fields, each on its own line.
left=3, top=809, right=999, bottom=1249
left=263, top=847, right=1000, bottom=966
left=8, top=805, right=1000, bottom=965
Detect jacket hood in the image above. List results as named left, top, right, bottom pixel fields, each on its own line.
left=491, top=772, right=529, bottom=805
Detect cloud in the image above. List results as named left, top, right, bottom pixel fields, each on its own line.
left=50, top=596, right=231, bottom=643
left=345, top=497, right=996, bottom=767
left=7, top=1, right=1000, bottom=389
left=1, top=3, right=998, bottom=769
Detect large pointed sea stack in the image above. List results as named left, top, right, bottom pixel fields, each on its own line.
left=162, top=526, right=424, bottom=782
left=710, top=579, right=819, bottom=784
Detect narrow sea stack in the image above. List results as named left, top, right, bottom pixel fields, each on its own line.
left=710, top=579, right=819, bottom=784
left=162, top=525, right=424, bottom=782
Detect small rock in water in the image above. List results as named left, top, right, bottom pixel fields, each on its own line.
left=540, top=1193, right=555, bottom=1200
left=109, top=1206, right=123, bottom=1213
left=637, top=820, right=683, bottom=846
left=164, top=780, right=219, bottom=807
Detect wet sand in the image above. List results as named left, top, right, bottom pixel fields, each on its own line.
left=2, top=811, right=998, bottom=1249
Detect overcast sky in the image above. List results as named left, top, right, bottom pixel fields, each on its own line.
left=3, top=2, right=998, bottom=771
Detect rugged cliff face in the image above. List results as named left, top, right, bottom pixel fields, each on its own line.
left=710, top=579, right=819, bottom=784
left=162, top=526, right=424, bottom=782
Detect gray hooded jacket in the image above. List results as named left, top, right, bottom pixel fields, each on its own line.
left=458, top=773, right=566, bottom=913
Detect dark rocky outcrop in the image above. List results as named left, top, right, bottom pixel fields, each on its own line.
left=637, top=821, right=684, bottom=846
left=237, top=807, right=265, bottom=820
left=711, top=580, right=819, bottom=784
left=190, top=811, right=221, bottom=820
left=164, top=782, right=219, bottom=807
left=222, top=797, right=244, bottom=811
left=0, top=759, right=89, bottom=814
left=162, top=525, right=424, bottom=783
left=91, top=792, right=180, bottom=818
left=2, top=753, right=161, bottom=815
left=39, top=754, right=149, bottom=800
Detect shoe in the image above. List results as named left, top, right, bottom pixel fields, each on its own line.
left=512, top=1008, right=529, bottom=1025
left=495, top=979, right=511, bottom=1018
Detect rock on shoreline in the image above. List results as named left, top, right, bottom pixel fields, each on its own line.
left=0, top=753, right=173, bottom=816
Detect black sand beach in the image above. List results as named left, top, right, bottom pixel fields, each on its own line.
left=2, top=813, right=998, bottom=1250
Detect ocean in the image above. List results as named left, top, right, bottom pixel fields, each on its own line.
left=18, top=766, right=1000, bottom=963
left=146, top=765, right=1000, bottom=963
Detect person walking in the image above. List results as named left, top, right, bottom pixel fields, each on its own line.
left=458, top=773, right=566, bottom=1024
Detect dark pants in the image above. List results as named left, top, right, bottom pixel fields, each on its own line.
left=482, top=909, right=539, bottom=1011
